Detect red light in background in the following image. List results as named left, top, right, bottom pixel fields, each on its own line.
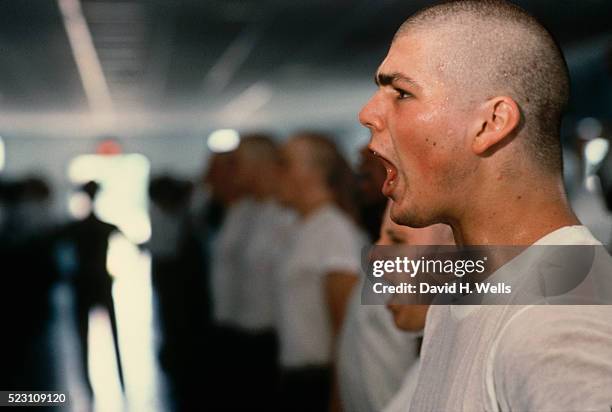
left=96, top=139, right=122, bottom=155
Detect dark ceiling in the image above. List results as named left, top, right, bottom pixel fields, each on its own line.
left=0, top=0, right=611, bottom=138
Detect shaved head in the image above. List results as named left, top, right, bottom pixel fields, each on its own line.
left=234, top=133, right=280, bottom=198
left=394, top=0, right=569, bottom=172
left=291, top=132, right=346, bottom=182
left=237, top=133, right=279, bottom=163
left=282, top=132, right=359, bottom=219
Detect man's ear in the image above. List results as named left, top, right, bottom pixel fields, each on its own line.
left=471, top=96, right=520, bottom=155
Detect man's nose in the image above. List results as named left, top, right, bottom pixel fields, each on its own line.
left=358, top=93, right=383, bottom=132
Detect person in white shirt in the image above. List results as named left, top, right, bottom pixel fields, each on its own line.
left=210, top=134, right=295, bottom=409
left=232, top=135, right=295, bottom=333
left=234, top=135, right=297, bottom=408
left=210, top=195, right=257, bottom=327
left=241, top=201, right=295, bottom=330
left=276, top=132, right=365, bottom=412
left=359, top=1, right=612, bottom=410
left=211, top=134, right=282, bottom=327
left=338, top=201, right=454, bottom=412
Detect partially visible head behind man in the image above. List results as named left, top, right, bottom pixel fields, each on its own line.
left=395, top=0, right=569, bottom=171
left=379, top=201, right=455, bottom=331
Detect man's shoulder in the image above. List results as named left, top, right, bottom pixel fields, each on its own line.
left=497, top=305, right=612, bottom=353
left=491, top=305, right=612, bottom=410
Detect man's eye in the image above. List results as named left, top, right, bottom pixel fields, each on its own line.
left=395, top=88, right=411, bottom=100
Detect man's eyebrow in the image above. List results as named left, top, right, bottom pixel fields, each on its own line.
left=375, top=72, right=421, bottom=89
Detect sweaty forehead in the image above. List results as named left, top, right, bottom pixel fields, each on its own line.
left=379, top=31, right=451, bottom=90
left=385, top=24, right=508, bottom=105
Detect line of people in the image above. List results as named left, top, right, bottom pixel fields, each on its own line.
left=198, top=130, right=460, bottom=411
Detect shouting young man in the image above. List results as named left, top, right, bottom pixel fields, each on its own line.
left=359, top=1, right=612, bottom=410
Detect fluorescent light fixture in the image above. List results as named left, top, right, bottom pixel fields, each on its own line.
left=202, top=27, right=260, bottom=93
left=58, top=0, right=114, bottom=114
left=207, top=129, right=240, bottom=153
left=218, top=82, right=272, bottom=126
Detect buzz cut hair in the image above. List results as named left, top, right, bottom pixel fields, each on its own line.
left=395, top=0, right=570, bottom=173
left=237, top=133, right=279, bottom=163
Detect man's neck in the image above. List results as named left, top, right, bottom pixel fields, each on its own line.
left=451, top=178, right=580, bottom=246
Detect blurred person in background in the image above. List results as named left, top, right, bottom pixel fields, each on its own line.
left=13, top=177, right=54, bottom=243
left=0, top=177, right=58, bottom=391
left=233, top=135, right=296, bottom=408
left=192, top=149, right=241, bottom=330
left=0, top=177, right=53, bottom=245
left=356, top=146, right=388, bottom=242
left=56, top=181, right=124, bottom=399
left=276, top=132, right=366, bottom=412
left=380, top=202, right=454, bottom=412
left=0, top=181, right=5, bottom=234
left=148, top=174, right=208, bottom=411
left=338, top=200, right=454, bottom=412
left=148, top=174, right=194, bottom=358
left=197, top=150, right=242, bottom=239
left=210, top=136, right=265, bottom=330
left=0, top=181, right=21, bottom=245
left=329, top=144, right=387, bottom=412
left=208, top=133, right=283, bottom=409
left=0, top=181, right=7, bottom=241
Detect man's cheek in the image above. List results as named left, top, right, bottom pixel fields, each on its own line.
left=398, top=144, right=438, bottom=179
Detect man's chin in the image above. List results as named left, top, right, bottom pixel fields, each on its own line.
left=389, top=201, right=415, bottom=226
left=390, top=202, right=432, bottom=229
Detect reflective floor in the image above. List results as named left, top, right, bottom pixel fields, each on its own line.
left=49, top=247, right=169, bottom=412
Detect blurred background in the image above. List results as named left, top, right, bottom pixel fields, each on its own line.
left=0, top=1, right=611, bottom=411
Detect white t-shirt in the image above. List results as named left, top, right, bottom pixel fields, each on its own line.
left=383, top=360, right=420, bottom=412
left=277, top=204, right=365, bottom=367
left=211, top=198, right=261, bottom=325
left=236, top=200, right=296, bottom=331
left=409, top=226, right=612, bottom=412
left=338, top=282, right=419, bottom=412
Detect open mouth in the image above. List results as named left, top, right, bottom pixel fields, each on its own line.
left=371, top=150, right=398, bottom=197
